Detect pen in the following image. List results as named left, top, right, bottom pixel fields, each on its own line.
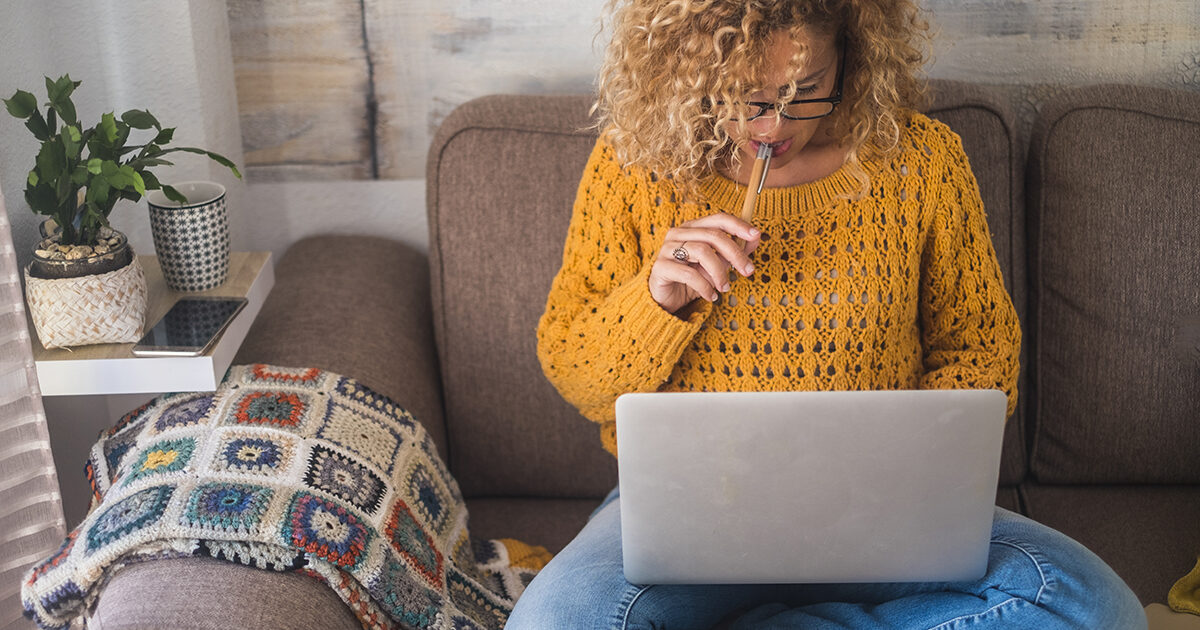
left=739, top=142, right=773, bottom=224
left=735, top=142, right=772, bottom=251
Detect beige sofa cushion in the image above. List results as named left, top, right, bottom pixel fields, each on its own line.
left=428, top=95, right=619, bottom=499
left=1027, top=85, right=1200, bottom=483
left=92, top=558, right=360, bottom=630
left=1023, top=485, right=1200, bottom=605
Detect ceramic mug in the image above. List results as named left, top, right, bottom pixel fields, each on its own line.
left=146, top=181, right=231, bottom=292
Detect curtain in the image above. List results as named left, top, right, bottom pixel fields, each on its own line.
left=0, top=185, right=67, bottom=629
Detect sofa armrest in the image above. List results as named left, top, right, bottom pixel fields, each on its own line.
left=235, top=235, right=448, bottom=459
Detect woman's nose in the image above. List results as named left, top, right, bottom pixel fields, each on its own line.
left=747, top=113, right=782, bottom=138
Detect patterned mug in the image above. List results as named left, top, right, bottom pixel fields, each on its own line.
left=146, top=181, right=231, bottom=292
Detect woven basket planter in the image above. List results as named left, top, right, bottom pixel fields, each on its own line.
left=25, top=256, right=148, bottom=349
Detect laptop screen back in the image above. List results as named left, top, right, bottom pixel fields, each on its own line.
left=615, top=389, right=1007, bottom=585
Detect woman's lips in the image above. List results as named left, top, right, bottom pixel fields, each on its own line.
left=750, top=138, right=793, bottom=158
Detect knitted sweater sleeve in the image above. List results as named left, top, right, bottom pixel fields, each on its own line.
left=917, top=124, right=1022, bottom=418
left=536, top=139, right=708, bottom=450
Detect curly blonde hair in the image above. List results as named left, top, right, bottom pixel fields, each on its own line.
left=595, top=0, right=930, bottom=199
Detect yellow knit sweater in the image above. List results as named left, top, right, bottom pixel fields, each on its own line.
left=536, top=113, right=1021, bottom=457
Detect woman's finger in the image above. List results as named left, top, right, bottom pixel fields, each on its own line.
left=649, top=257, right=721, bottom=306
left=662, top=226, right=756, bottom=277
left=674, top=240, right=733, bottom=292
left=678, top=212, right=761, bottom=243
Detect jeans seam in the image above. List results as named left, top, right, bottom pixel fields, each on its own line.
left=924, top=596, right=1025, bottom=630
left=618, top=584, right=655, bottom=630
left=922, top=537, right=1055, bottom=630
left=990, top=538, right=1052, bottom=605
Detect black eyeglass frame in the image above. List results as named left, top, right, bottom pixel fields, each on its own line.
left=718, top=40, right=846, bottom=122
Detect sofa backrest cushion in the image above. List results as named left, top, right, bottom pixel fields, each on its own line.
left=1028, top=84, right=1200, bottom=483
left=427, top=81, right=1027, bottom=499
left=428, top=95, right=618, bottom=499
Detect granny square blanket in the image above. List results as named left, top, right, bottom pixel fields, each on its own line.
left=21, top=364, right=549, bottom=630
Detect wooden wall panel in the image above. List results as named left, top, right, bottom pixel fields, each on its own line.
left=228, top=0, right=1200, bottom=183
left=228, top=0, right=373, bottom=182
left=362, top=0, right=604, bottom=180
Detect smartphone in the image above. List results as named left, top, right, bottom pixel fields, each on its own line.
left=132, top=297, right=248, bottom=357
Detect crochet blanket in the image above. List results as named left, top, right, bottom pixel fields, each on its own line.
left=21, top=364, right=551, bottom=630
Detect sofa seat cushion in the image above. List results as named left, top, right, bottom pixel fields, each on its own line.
left=92, top=557, right=360, bottom=630
left=234, top=235, right=449, bottom=461
left=1022, top=484, right=1200, bottom=605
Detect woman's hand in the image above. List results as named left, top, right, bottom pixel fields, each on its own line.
left=649, top=213, right=762, bottom=315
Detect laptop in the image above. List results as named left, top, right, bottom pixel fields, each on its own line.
left=614, top=389, right=1007, bottom=585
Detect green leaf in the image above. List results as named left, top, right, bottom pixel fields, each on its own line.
left=129, top=169, right=146, bottom=196
left=140, top=170, right=161, bottom=190
left=70, top=166, right=88, bottom=186
left=24, top=111, right=50, bottom=141
left=28, top=171, right=38, bottom=187
left=88, top=178, right=111, bottom=206
left=48, top=74, right=78, bottom=100
left=152, top=127, right=175, bottom=144
left=44, top=76, right=61, bottom=101
left=35, top=138, right=67, bottom=179
left=47, top=75, right=78, bottom=126
left=114, top=121, right=131, bottom=148
left=53, top=170, right=72, bottom=205
left=51, top=98, right=76, bottom=126
left=24, top=182, right=58, bottom=216
left=169, top=147, right=243, bottom=179
left=121, top=109, right=159, bottom=130
left=98, top=161, right=128, bottom=195
left=62, top=124, right=82, bottom=158
left=87, top=158, right=102, bottom=174
left=54, top=75, right=78, bottom=96
left=3, top=90, right=37, bottom=118
left=98, top=112, right=119, bottom=144
left=129, top=157, right=174, bottom=169
left=114, top=164, right=140, bottom=192
left=161, top=184, right=186, bottom=204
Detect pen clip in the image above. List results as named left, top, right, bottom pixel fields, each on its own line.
left=755, top=143, right=772, bottom=194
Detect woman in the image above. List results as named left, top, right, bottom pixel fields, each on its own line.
left=509, top=0, right=1146, bottom=628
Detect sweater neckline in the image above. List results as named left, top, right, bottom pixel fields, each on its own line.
left=698, top=159, right=861, bottom=222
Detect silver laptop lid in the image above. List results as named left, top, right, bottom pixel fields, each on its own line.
left=615, top=389, right=1007, bottom=585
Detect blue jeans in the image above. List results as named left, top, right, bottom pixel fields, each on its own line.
left=506, top=489, right=1145, bottom=630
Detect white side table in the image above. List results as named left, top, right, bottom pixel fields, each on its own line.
left=33, top=252, right=274, bottom=395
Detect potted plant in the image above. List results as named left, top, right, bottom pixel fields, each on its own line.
left=4, top=74, right=241, bottom=348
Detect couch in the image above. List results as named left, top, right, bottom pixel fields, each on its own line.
left=89, top=80, right=1200, bottom=628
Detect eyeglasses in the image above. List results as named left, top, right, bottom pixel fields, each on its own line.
left=718, top=41, right=846, bottom=122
